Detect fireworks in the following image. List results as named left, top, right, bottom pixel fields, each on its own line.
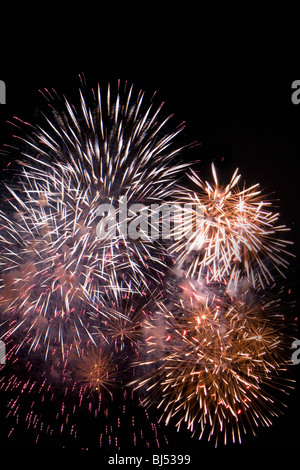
left=74, top=347, right=118, bottom=395
left=96, top=289, right=148, bottom=351
left=0, top=81, right=186, bottom=360
left=134, top=281, right=294, bottom=445
left=0, top=77, right=296, bottom=449
left=171, top=164, right=294, bottom=290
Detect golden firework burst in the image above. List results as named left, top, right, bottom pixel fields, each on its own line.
left=136, top=291, right=293, bottom=445
left=171, top=164, right=293, bottom=289
left=75, top=347, right=117, bottom=395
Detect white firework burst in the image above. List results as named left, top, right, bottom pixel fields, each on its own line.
left=0, top=81, right=187, bottom=360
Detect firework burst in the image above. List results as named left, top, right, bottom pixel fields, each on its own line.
left=0, top=81, right=187, bottom=360
left=73, top=346, right=118, bottom=395
left=134, top=281, right=294, bottom=445
left=94, top=289, right=150, bottom=352
left=171, top=163, right=293, bottom=289
left=24, top=80, right=188, bottom=289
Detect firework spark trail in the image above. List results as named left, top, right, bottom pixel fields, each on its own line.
left=0, top=356, right=166, bottom=449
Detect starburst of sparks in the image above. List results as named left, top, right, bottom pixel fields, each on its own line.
left=134, top=280, right=294, bottom=445
left=0, top=77, right=296, bottom=449
left=93, top=289, right=149, bottom=351
left=74, top=346, right=117, bottom=395
left=171, top=164, right=294, bottom=290
left=0, top=80, right=187, bottom=361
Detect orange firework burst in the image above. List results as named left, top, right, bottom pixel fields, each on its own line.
left=135, top=290, right=294, bottom=445
left=74, top=347, right=117, bottom=395
left=172, top=163, right=293, bottom=289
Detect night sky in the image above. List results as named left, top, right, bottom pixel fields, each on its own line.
left=0, top=71, right=299, bottom=457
